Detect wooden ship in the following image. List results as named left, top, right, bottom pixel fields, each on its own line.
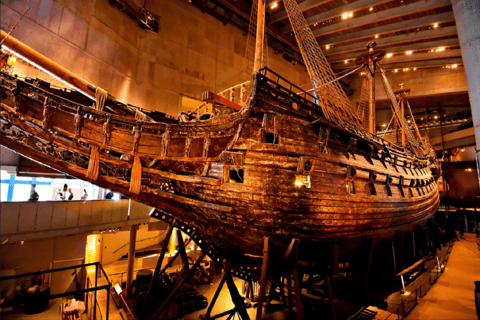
left=0, top=0, right=439, bottom=264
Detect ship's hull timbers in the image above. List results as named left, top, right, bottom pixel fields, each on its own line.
left=0, top=69, right=439, bottom=260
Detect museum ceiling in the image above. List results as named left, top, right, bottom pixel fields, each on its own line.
left=195, top=0, right=461, bottom=75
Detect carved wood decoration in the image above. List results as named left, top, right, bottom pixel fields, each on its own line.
left=0, top=58, right=440, bottom=264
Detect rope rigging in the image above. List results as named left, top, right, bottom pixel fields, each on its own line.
left=283, top=0, right=363, bottom=128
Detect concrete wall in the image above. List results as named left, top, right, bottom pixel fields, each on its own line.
left=0, top=233, right=87, bottom=299
left=101, top=224, right=167, bottom=265
left=0, top=0, right=310, bottom=116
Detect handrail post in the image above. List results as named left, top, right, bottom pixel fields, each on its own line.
left=94, top=263, right=98, bottom=320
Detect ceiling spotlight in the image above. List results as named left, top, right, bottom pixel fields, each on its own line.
left=342, top=12, right=349, bottom=19
left=370, top=7, right=373, bottom=11
left=407, top=120, right=411, bottom=123
left=461, top=148, right=465, bottom=152
left=349, top=12, right=353, bottom=17
left=386, top=53, right=393, bottom=58
left=403, top=68, right=409, bottom=71
left=414, top=68, right=417, bottom=71
left=433, top=23, right=438, bottom=28
left=406, top=50, right=412, bottom=55
left=271, top=2, right=278, bottom=9
left=394, top=69, right=398, bottom=73
left=360, top=72, right=365, bottom=75
left=382, top=123, right=387, bottom=127
left=436, top=47, right=445, bottom=52
left=420, top=117, right=424, bottom=120
left=434, top=115, right=438, bottom=119
left=20, top=240, right=25, bottom=245
left=326, top=45, right=330, bottom=49
left=344, top=59, right=348, bottom=64
left=375, top=35, right=379, bottom=38
left=452, top=64, right=458, bottom=68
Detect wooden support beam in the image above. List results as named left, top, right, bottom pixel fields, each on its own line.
left=337, top=49, right=462, bottom=69
left=334, top=58, right=463, bottom=73
left=329, top=39, right=460, bottom=64
left=291, top=239, right=303, bottom=320
left=319, top=11, right=455, bottom=48
left=325, top=275, right=336, bottom=320
left=326, top=25, right=458, bottom=57
left=281, top=0, right=392, bottom=34
left=140, top=222, right=175, bottom=320
left=126, top=225, right=137, bottom=298
left=176, top=229, right=190, bottom=276
left=151, top=250, right=208, bottom=320
left=312, top=0, right=452, bottom=38
left=202, top=91, right=243, bottom=111
left=203, top=272, right=228, bottom=318
left=256, top=237, right=270, bottom=320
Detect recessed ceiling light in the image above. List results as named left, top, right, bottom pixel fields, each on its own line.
left=375, top=35, right=379, bottom=38
left=344, top=59, right=348, bottom=64
left=406, top=50, right=412, bottom=55
left=326, top=45, right=330, bottom=49
left=386, top=53, right=393, bottom=58
left=370, top=7, right=373, bottom=11
left=342, top=12, right=349, bottom=19
left=452, top=64, right=457, bottom=68
left=349, top=12, right=353, bottom=17
left=433, top=23, right=438, bottom=28
left=271, top=2, right=278, bottom=9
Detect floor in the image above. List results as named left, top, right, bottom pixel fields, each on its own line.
left=2, top=234, right=478, bottom=320
left=405, top=233, right=480, bottom=320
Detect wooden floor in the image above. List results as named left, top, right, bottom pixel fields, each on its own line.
left=405, top=233, right=480, bottom=320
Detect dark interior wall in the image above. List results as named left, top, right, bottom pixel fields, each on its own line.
left=441, top=161, right=480, bottom=206
left=0, top=0, right=310, bottom=116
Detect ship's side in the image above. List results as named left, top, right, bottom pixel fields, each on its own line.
left=0, top=69, right=439, bottom=259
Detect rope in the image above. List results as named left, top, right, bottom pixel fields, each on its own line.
left=379, top=65, right=418, bottom=148
left=283, top=0, right=363, bottom=128
left=95, top=86, right=108, bottom=111
left=304, top=64, right=364, bottom=92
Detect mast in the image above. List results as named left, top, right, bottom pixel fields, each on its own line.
left=367, top=44, right=376, bottom=134
left=399, top=84, right=407, bottom=147
left=253, top=0, right=266, bottom=73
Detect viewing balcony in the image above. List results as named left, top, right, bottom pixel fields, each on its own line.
left=0, top=199, right=153, bottom=243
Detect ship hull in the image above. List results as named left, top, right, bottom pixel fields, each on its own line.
left=0, top=69, right=439, bottom=260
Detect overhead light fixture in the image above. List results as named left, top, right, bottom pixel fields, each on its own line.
left=434, top=115, right=438, bottom=119
left=403, top=68, right=409, bottom=71
left=394, top=69, right=398, bottom=73
left=326, top=45, right=330, bottom=49
left=344, top=59, right=348, bottom=64
left=342, top=12, right=349, bottom=19
left=382, top=123, right=387, bottom=127
left=20, top=241, right=25, bottom=245
left=375, top=35, right=379, bottom=38
left=461, top=148, right=465, bottom=152
left=271, top=2, right=278, bottom=9
left=386, top=53, right=393, bottom=58
left=349, top=12, right=353, bottom=17
left=436, top=47, right=446, bottom=52
left=413, top=68, right=417, bottom=71
left=433, top=23, right=438, bottom=28
left=360, top=72, right=365, bottom=75
left=420, top=117, right=424, bottom=120
left=407, top=120, right=411, bottom=123
left=370, top=7, right=373, bottom=11
left=452, top=64, right=457, bottom=68
left=406, top=50, right=412, bottom=55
